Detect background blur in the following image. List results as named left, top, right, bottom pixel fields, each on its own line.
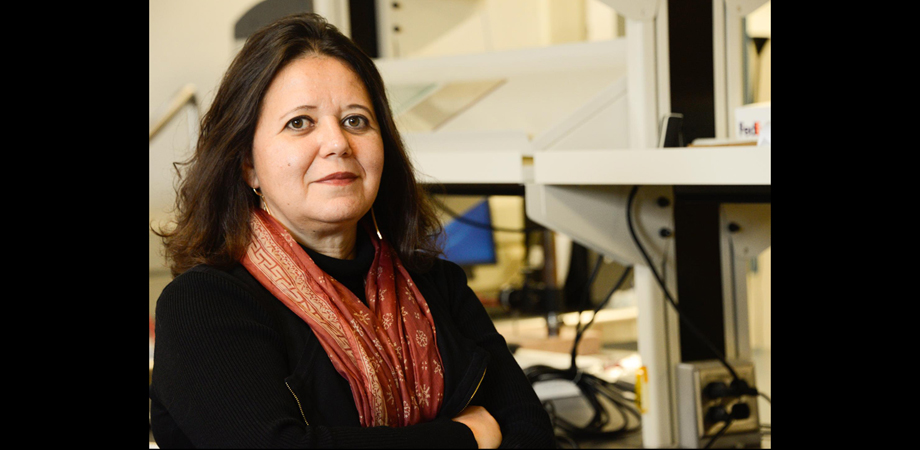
left=149, top=0, right=770, bottom=318
left=150, top=3, right=771, bottom=446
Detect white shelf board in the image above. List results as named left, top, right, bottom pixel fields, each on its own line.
left=533, top=146, right=771, bottom=185
left=374, top=39, right=627, bottom=85
left=404, top=130, right=527, bottom=184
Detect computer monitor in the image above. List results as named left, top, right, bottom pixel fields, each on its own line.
left=442, top=199, right=497, bottom=267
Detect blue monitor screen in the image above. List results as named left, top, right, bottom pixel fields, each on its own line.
left=442, top=199, right=497, bottom=266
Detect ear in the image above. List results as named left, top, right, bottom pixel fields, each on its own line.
left=243, top=160, right=259, bottom=190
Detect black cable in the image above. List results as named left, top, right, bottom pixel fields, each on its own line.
left=583, top=375, right=640, bottom=419
left=703, top=419, right=733, bottom=449
left=571, top=255, right=611, bottom=355
left=526, top=364, right=640, bottom=440
left=570, top=266, right=632, bottom=371
left=524, top=263, right=640, bottom=441
left=628, top=186, right=777, bottom=450
left=554, top=434, right=579, bottom=449
left=574, top=254, right=605, bottom=337
left=625, top=186, right=740, bottom=381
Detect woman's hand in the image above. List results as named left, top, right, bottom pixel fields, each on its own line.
left=451, top=405, right=502, bottom=449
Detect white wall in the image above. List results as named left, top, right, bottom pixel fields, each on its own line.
left=149, top=0, right=260, bottom=235
left=149, top=0, right=260, bottom=315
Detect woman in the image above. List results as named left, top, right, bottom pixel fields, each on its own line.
left=150, top=12, right=554, bottom=449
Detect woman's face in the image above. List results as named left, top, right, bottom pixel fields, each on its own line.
left=248, top=56, right=384, bottom=241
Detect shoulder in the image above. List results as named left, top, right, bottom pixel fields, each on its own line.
left=414, top=256, right=467, bottom=281
left=160, top=264, right=250, bottom=303
left=155, top=264, right=278, bottom=323
left=408, top=257, right=482, bottom=318
left=166, top=263, right=260, bottom=291
left=409, top=257, right=470, bottom=293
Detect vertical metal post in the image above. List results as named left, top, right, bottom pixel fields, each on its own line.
left=635, top=264, right=674, bottom=447
left=625, top=17, right=659, bottom=149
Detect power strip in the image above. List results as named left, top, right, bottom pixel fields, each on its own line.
left=676, top=360, right=761, bottom=448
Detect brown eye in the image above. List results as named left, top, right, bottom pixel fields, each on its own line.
left=287, top=116, right=312, bottom=130
left=344, top=116, right=368, bottom=129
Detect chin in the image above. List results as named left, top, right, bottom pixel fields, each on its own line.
left=313, top=209, right=367, bottom=227
left=297, top=197, right=374, bottom=228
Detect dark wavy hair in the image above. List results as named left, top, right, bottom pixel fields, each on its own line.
left=154, top=13, right=443, bottom=277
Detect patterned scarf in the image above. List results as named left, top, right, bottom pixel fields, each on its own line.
left=242, top=209, right=445, bottom=427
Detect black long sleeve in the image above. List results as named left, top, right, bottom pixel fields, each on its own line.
left=431, top=261, right=556, bottom=448
left=151, top=251, right=555, bottom=448
left=150, top=267, right=478, bottom=448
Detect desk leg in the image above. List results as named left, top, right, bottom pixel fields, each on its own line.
left=636, top=264, right=680, bottom=448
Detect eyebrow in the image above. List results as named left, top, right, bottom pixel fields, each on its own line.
left=279, top=104, right=375, bottom=121
left=280, top=105, right=315, bottom=120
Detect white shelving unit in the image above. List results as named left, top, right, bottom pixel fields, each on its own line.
left=533, top=146, right=770, bottom=186
left=373, top=1, right=770, bottom=446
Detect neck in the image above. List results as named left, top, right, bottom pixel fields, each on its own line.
left=295, top=227, right=358, bottom=260
left=258, top=208, right=361, bottom=260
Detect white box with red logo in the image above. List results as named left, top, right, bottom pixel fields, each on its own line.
left=734, top=102, right=771, bottom=144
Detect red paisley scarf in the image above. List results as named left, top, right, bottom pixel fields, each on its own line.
left=241, top=209, right=444, bottom=427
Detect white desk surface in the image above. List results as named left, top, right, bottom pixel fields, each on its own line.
left=533, top=146, right=771, bottom=186
left=410, top=145, right=770, bottom=187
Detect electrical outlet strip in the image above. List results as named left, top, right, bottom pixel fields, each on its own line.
left=676, top=360, right=761, bottom=448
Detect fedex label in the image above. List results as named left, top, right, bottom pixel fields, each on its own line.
left=738, top=121, right=766, bottom=137
left=735, top=102, right=770, bottom=139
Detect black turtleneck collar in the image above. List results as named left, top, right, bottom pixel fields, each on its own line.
left=301, top=230, right=375, bottom=304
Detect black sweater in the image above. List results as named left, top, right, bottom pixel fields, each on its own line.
left=150, top=234, right=555, bottom=448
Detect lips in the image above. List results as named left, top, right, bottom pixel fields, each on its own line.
left=315, top=171, right=358, bottom=183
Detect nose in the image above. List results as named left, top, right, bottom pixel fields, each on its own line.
left=318, top=119, right=351, bottom=157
